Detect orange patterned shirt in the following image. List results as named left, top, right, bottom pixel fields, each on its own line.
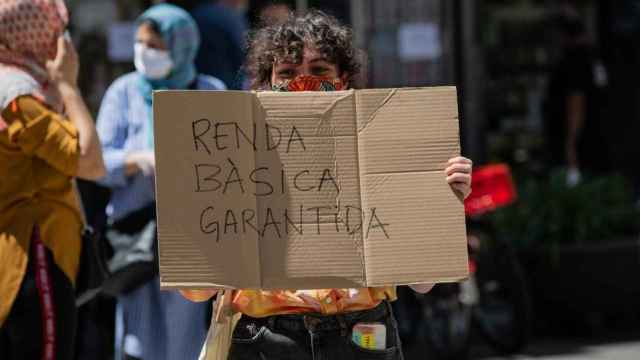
left=182, top=287, right=397, bottom=318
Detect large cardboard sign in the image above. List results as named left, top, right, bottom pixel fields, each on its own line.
left=154, top=87, right=469, bottom=289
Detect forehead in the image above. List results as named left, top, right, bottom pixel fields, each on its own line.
left=275, top=46, right=332, bottom=65
left=137, top=23, right=158, bottom=36
left=303, top=47, right=323, bottom=60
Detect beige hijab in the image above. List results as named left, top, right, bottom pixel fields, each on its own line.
left=0, top=0, right=68, bottom=130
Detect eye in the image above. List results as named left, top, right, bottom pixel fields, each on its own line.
left=311, top=66, right=329, bottom=76
left=277, top=69, right=295, bottom=78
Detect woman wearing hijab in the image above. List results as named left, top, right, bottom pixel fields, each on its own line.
left=96, top=4, right=226, bottom=360
left=0, top=1, right=106, bottom=359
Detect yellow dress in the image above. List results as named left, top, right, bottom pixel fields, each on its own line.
left=0, top=96, right=82, bottom=326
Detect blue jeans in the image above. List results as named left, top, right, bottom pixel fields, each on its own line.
left=114, top=277, right=209, bottom=360
left=229, top=300, right=404, bottom=360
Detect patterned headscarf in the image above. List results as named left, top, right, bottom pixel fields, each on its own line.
left=0, top=0, right=68, bottom=83
left=0, top=0, right=68, bottom=130
left=136, top=3, right=200, bottom=104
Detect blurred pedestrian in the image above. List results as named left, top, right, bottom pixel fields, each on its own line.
left=166, top=0, right=248, bottom=89
left=0, top=0, right=106, bottom=359
left=544, top=10, right=610, bottom=185
left=185, top=11, right=473, bottom=360
left=257, top=1, right=291, bottom=26
left=95, top=4, right=226, bottom=360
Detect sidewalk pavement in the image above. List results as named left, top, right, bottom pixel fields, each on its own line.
left=472, top=335, right=640, bottom=360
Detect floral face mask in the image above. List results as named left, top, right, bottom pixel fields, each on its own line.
left=271, top=75, right=346, bottom=92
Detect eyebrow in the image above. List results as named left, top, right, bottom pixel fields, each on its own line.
left=275, top=58, right=330, bottom=67
left=276, top=60, right=298, bottom=66
left=308, top=58, right=330, bottom=64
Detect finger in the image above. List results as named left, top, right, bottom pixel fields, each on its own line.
left=179, top=289, right=218, bottom=302
left=445, top=163, right=472, bottom=176
left=451, top=183, right=471, bottom=199
left=451, top=182, right=469, bottom=193
left=410, top=283, right=435, bottom=294
left=447, top=173, right=471, bottom=185
left=449, top=183, right=470, bottom=196
left=146, top=154, right=156, bottom=168
left=46, top=36, right=65, bottom=70
left=447, top=156, right=472, bottom=166
left=56, top=35, right=66, bottom=59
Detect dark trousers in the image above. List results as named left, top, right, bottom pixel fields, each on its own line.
left=229, top=300, right=404, bottom=360
left=0, top=233, right=77, bottom=360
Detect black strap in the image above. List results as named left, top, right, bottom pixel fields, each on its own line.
left=110, top=204, right=156, bottom=234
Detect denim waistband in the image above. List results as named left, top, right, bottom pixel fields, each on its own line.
left=244, top=300, right=391, bottom=333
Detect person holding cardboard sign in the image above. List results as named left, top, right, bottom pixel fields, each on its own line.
left=184, top=10, right=472, bottom=360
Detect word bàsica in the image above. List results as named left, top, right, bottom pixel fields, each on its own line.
left=194, top=158, right=340, bottom=196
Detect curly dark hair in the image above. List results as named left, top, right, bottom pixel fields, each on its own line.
left=246, top=10, right=361, bottom=89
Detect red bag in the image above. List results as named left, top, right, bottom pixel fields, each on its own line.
left=464, top=164, right=517, bottom=217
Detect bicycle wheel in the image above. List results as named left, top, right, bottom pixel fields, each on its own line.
left=473, top=236, right=531, bottom=355
left=420, top=283, right=473, bottom=360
